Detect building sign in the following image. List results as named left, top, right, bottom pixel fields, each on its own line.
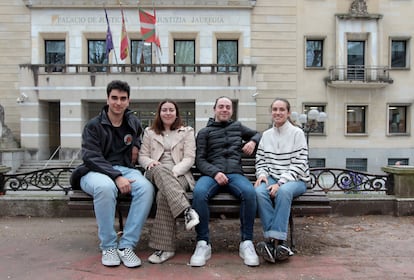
left=51, top=15, right=225, bottom=25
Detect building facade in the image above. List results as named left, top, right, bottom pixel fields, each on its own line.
left=1, top=0, right=413, bottom=173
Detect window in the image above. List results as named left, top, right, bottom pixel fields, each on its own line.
left=306, top=39, right=324, bottom=68
left=388, top=158, right=409, bottom=166
left=303, top=104, right=326, bottom=134
left=309, top=158, right=326, bottom=168
left=346, top=106, right=366, bottom=134
left=388, top=105, right=408, bottom=134
left=217, top=40, right=238, bottom=72
left=45, top=40, right=65, bottom=72
left=391, top=39, right=409, bottom=68
left=88, top=40, right=108, bottom=72
left=346, top=158, right=367, bottom=172
left=174, top=40, right=195, bottom=72
left=131, top=40, right=152, bottom=72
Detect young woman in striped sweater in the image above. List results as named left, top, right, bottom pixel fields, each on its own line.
left=254, top=98, right=310, bottom=263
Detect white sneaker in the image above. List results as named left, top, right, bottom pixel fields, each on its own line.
left=102, top=248, right=121, bottom=266
left=239, top=240, right=260, bottom=266
left=190, top=240, right=211, bottom=267
left=184, top=208, right=200, bottom=231
left=148, top=250, right=175, bottom=264
left=117, top=248, right=141, bottom=268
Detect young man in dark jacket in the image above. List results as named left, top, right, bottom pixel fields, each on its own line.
left=189, top=96, right=261, bottom=267
left=70, top=80, right=154, bottom=268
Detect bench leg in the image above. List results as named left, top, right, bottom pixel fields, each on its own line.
left=116, top=201, right=124, bottom=233
left=289, top=212, right=296, bottom=252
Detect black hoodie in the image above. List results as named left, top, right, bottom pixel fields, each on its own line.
left=70, top=105, right=142, bottom=189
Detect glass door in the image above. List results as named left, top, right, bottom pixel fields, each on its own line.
left=347, top=41, right=365, bottom=80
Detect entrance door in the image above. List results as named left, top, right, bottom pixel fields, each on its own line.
left=87, top=101, right=196, bottom=130
left=347, top=41, right=365, bottom=80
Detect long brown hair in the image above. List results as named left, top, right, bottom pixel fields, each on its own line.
left=151, top=99, right=183, bottom=135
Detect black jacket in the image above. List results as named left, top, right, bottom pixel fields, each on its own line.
left=70, top=105, right=142, bottom=189
left=195, top=118, right=261, bottom=178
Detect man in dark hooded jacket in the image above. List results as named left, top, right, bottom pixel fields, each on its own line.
left=70, top=80, right=154, bottom=268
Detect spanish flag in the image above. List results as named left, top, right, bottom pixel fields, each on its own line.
left=120, top=8, right=129, bottom=60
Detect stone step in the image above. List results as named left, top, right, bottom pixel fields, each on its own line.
left=16, top=160, right=82, bottom=173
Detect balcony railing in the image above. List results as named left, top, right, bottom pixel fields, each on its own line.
left=327, top=65, right=393, bottom=86
left=21, top=63, right=256, bottom=75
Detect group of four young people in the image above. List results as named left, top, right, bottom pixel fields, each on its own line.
left=70, top=80, right=310, bottom=268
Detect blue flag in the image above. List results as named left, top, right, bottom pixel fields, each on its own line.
left=104, top=8, right=114, bottom=59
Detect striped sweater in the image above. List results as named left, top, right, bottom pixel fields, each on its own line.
left=255, top=121, right=310, bottom=184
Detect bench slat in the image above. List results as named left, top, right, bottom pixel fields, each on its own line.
left=69, top=190, right=331, bottom=214
left=68, top=157, right=332, bottom=250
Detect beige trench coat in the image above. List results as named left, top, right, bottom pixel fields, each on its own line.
left=138, top=126, right=196, bottom=190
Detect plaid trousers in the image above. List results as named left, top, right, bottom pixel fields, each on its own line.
left=145, top=164, right=190, bottom=251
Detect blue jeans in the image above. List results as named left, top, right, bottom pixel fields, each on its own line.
left=255, top=176, right=307, bottom=241
left=192, top=174, right=257, bottom=243
left=80, top=165, right=154, bottom=250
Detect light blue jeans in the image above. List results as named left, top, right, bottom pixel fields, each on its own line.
left=192, top=174, right=257, bottom=243
left=255, top=176, right=307, bottom=241
left=80, top=165, right=154, bottom=250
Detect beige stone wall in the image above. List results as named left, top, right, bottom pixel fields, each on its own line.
left=0, top=1, right=30, bottom=143
left=251, top=0, right=298, bottom=131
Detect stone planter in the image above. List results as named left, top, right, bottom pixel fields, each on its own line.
left=382, top=166, right=414, bottom=198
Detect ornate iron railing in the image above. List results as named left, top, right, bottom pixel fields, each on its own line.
left=0, top=167, right=390, bottom=195
left=2, top=168, right=74, bottom=195
left=309, top=168, right=389, bottom=194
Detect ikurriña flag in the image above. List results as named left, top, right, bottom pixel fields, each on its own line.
left=120, top=8, right=129, bottom=60
left=138, top=7, right=160, bottom=48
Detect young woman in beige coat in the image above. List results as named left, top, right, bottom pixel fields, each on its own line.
left=139, top=99, right=199, bottom=264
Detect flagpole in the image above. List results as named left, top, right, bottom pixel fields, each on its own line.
left=104, top=6, right=119, bottom=68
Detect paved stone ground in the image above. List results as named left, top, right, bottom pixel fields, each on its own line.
left=0, top=215, right=413, bottom=279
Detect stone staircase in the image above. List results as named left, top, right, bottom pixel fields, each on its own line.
left=16, top=159, right=82, bottom=174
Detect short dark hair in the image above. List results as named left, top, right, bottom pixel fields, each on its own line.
left=106, top=80, right=130, bottom=98
left=151, top=99, right=183, bottom=135
left=213, top=96, right=232, bottom=109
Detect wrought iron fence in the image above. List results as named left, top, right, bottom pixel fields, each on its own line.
left=2, top=168, right=74, bottom=194
left=309, top=168, right=389, bottom=194
left=0, top=166, right=390, bottom=195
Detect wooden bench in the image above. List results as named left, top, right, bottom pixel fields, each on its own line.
left=68, top=156, right=331, bottom=251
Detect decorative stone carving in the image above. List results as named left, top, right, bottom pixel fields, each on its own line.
left=349, top=0, right=368, bottom=16
left=0, top=105, right=19, bottom=149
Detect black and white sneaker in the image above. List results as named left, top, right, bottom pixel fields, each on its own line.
left=184, top=208, right=200, bottom=231
left=256, top=241, right=276, bottom=263
left=275, top=241, right=293, bottom=261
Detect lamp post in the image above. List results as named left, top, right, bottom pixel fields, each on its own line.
left=291, top=109, right=327, bottom=145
